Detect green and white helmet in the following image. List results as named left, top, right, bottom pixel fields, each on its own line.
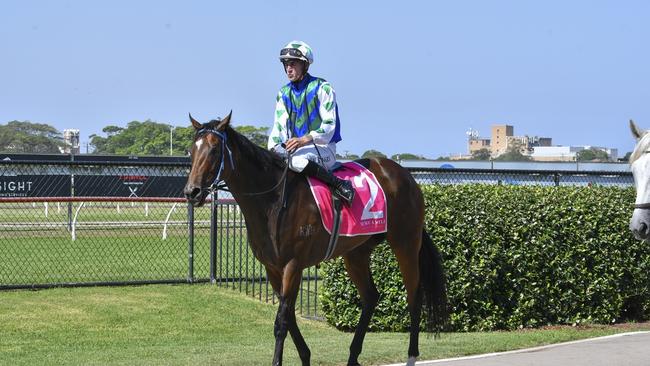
left=279, top=40, right=314, bottom=64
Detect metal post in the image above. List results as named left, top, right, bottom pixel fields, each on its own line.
left=68, top=153, right=74, bottom=232
left=210, top=192, right=217, bottom=283
left=169, top=126, right=174, bottom=156
left=554, top=173, right=560, bottom=187
left=238, top=208, right=243, bottom=292
left=214, top=203, right=223, bottom=286
left=307, top=267, right=311, bottom=316
left=187, top=201, right=194, bottom=283
left=314, top=268, right=318, bottom=318
left=244, top=207, right=249, bottom=295
left=231, top=204, right=235, bottom=290
left=67, top=201, right=73, bottom=232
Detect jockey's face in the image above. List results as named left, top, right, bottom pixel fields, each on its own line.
left=283, top=59, right=306, bottom=82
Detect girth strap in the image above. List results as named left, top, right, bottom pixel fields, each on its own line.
left=323, top=195, right=342, bottom=261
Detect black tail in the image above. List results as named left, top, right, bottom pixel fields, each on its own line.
left=419, top=229, right=449, bottom=334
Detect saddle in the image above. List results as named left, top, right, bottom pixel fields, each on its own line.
left=305, top=162, right=387, bottom=261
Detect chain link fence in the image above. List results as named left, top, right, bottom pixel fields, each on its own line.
left=0, top=155, right=634, bottom=318
left=0, top=156, right=321, bottom=317
left=409, top=167, right=633, bottom=187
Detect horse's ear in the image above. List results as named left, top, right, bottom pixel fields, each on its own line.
left=215, top=110, right=232, bottom=131
left=189, top=113, right=202, bottom=130
left=630, top=119, right=644, bottom=140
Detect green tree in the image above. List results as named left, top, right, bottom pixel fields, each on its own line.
left=233, top=125, right=269, bottom=147
left=494, top=142, right=532, bottom=162
left=390, top=153, right=425, bottom=161
left=576, top=148, right=609, bottom=161
left=0, top=121, right=64, bottom=153
left=361, top=149, right=387, bottom=159
left=171, top=126, right=196, bottom=155
left=88, top=134, right=105, bottom=153
left=90, top=120, right=191, bottom=155
left=90, top=120, right=269, bottom=155
left=102, top=125, right=123, bottom=136
left=470, top=148, right=492, bottom=160
left=494, top=150, right=531, bottom=161
left=337, top=152, right=360, bottom=160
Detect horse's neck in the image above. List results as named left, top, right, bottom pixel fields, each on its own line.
left=223, top=134, right=285, bottom=213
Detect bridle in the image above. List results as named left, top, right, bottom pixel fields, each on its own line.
left=634, top=203, right=650, bottom=209
left=631, top=149, right=650, bottom=210
left=194, top=127, right=289, bottom=196
left=195, top=127, right=234, bottom=192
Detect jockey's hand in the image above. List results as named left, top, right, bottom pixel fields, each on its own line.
left=285, top=135, right=313, bottom=153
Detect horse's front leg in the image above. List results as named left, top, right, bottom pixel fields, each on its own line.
left=270, top=260, right=309, bottom=366
left=287, top=302, right=310, bottom=365
left=273, top=294, right=290, bottom=366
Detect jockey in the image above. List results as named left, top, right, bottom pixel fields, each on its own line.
left=268, top=40, right=354, bottom=205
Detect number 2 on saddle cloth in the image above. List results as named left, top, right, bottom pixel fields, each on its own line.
left=305, top=162, right=388, bottom=260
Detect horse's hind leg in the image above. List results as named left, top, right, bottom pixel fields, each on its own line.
left=343, top=241, right=381, bottom=366
left=388, top=232, right=423, bottom=365
left=268, top=262, right=310, bottom=366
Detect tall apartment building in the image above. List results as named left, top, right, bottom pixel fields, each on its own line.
left=62, top=129, right=80, bottom=154
left=491, top=124, right=514, bottom=156
left=467, top=124, right=552, bottom=157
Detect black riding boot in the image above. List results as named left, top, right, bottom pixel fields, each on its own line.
left=302, top=161, right=355, bottom=206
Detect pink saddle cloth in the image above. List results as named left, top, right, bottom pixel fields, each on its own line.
left=307, top=162, right=387, bottom=236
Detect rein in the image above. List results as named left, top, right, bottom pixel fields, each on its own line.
left=240, top=163, right=289, bottom=197
left=196, top=128, right=289, bottom=197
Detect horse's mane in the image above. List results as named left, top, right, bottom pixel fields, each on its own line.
left=630, top=130, right=650, bottom=165
left=220, top=123, right=286, bottom=172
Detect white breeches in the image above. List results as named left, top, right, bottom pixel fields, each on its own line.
left=286, top=143, right=337, bottom=172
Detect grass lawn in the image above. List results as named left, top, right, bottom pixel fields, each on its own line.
left=1, top=284, right=648, bottom=366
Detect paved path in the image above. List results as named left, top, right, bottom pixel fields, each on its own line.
left=385, top=331, right=650, bottom=366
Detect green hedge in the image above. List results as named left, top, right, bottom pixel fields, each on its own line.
left=321, top=184, right=650, bottom=332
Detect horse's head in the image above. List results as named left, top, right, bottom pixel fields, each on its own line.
left=183, top=111, right=232, bottom=207
left=629, top=119, right=650, bottom=240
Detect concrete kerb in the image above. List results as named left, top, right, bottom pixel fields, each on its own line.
left=382, top=331, right=650, bottom=366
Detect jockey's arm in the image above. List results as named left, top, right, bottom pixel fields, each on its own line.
left=268, top=91, right=289, bottom=153
left=284, top=134, right=313, bottom=153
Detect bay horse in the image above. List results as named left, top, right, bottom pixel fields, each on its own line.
left=629, top=119, right=650, bottom=240
left=183, top=112, right=447, bottom=366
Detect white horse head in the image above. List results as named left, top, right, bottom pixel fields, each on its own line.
left=629, top=119, right=650, bottom=240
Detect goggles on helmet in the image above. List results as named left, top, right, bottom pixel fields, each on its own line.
left=280, top=48, right=305, bottom=59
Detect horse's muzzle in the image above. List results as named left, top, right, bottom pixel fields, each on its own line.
left=630, top=209, right=650, bottom=241
left=630, top=221, right=650, bottom=240
left=184, top=184, right=208, bottom=207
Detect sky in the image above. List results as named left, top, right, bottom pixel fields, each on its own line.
left=2, top=1, right=649, bottom=158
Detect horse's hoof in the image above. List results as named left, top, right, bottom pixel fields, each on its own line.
left=405, top=356, right=417, bottom=366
